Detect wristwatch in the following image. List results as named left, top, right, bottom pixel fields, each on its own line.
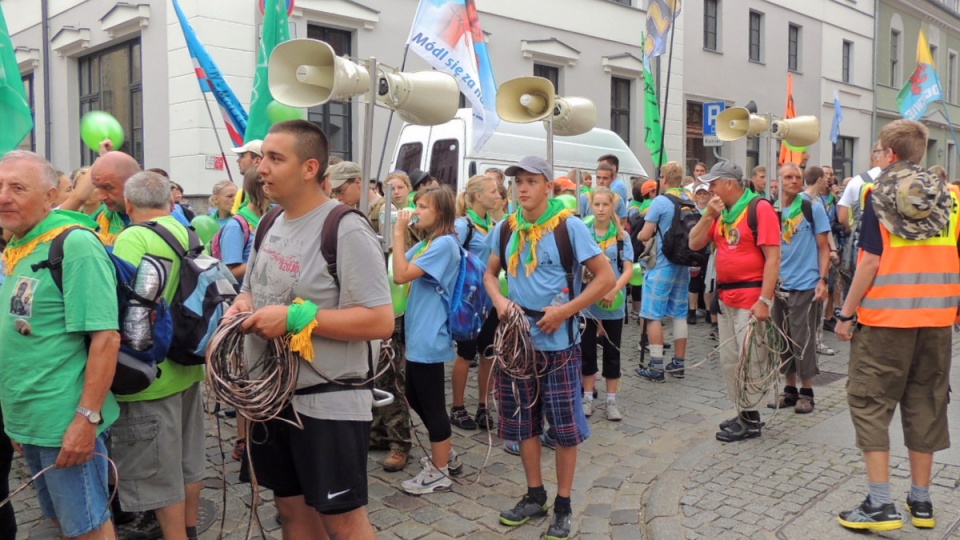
left=76, top=406, right=103, bottom=425
left=836, top=312, right=855, bottom=323
left=819, top=276, right=829, bottom=283
left=758, top=296, right=773, bottom=308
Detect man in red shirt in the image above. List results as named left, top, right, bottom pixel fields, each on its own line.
left=690, top=161, right=781, bottom=442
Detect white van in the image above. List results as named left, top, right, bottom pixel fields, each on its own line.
left=389, top=109, right=648, bottom=194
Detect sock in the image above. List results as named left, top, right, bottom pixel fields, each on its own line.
left=648, top=344, right=664, bottom=358
left=741, top=410, right=761, bottom=424
left=606, top=392, right=616, bottom=404
left=868, top=482, right=892, bottom=505
left=478, top=402, right=486, bottom=410
left=186, top=526, right=199, bottom=540
left=452, top=405, right=466, bottom=412
left=798, top=387, right=814, bottom=398
left=583, top=391, right=593, bottom=401
left=554, top=495, right=572, bottom=514
left=527, top=485, right=547, bottom=505
left=909, top=484, right=931, bottom=503
left=784, top=385, right=799, bottom=395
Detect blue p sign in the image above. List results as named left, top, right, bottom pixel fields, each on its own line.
left=703, top=102, right=725, bottom=136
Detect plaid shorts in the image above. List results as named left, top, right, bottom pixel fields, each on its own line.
left=640, top=264, right=690, bottom=321
left=496, top=344, right=590, bottom=447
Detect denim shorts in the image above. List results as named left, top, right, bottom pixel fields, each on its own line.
left=22, top=432, right=112, bottom=537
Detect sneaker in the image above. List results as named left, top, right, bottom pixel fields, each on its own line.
left=450, top=407, right=478, bottom=430
left=582, top=399, right=594, bottom=417
left=546, top=510, right=572, bottom=539
left=718, top=416, right=738, bottom=431
left=817, top=342, right=837, bottom=356
left=540, top=430, right=558, bottom=450
left=794, top=394, right=815, bottom=414
left=715, top=416, right=762, bottom=442
left=503, top=441, right=521, bottom=455
left=709, top=327, right=719, bottom=341
left=837, top=498, right=903, bottom=531
left=767, top=390, right=799, bottom=409
left=231, top=439, right=246, bottom=461
left=116, top=511, right=163, bottom=540
left=605, top=401, right=622, bottom=421
left=419, top=449, right=462, bottom=476
left=383, top=447, right=410, bottom=472
left=905, top=497, right=935, bottom=528
left=665, top=358, right=685, bottom=379
left=401, top=460, right=452, bottom=495
left=475, top=407, right=495, bottom=430
left=822, top=318, right=837, bottom=332
left=499, top=494, right=548, bottom=526
left=686, top=310, right=698, bottom=325
left=636, top=365, right=665, bottom=383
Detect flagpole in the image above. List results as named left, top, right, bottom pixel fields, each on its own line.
left=655, top=7, right=678, bottom=174
left=377, top=45, right=411, bottom=180
left=200, top=92, right=235, bottom=184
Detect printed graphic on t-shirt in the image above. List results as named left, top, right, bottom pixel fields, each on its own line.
left=9, top=276, right=37, bottom=319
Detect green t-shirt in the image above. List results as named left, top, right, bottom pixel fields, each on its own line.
left=0, top=219, right=120, bottom=446
left=112, top=216, right=205, bottom=401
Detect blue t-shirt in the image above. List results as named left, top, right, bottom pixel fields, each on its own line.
left=611, top=177, right=630, bottom=203
left=584, top=228, right=635, bottom=320
left=170, top=204, right=191, bottom=227
left=780, top=198, right=831, bottom=290
left=489, top=216, right=602, bottom=351
left=219, top=216, right=253, bottom=266
left=644, top=190, right=691, bottom=270
left=580, top=192, right=628, bottom=219
left=455, top=216, right=491, bottom=264
left=404, top=235, right=461, bottom=363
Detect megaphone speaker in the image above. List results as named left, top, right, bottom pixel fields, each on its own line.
left=551, top=97, right=597, bottom=136
left=269, top=39, right=370, bottom=108
left=378, top=70, right=459, bottom=126
left=716, top=107, right=769, bottom=141
left=771, top=116, right=820, bottom=147
left=496, top=77, right=556, bottom=123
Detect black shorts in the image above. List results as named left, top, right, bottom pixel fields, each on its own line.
left=455, top=308, right=499, bottom=360
left=239, top=405, right=370, bottom=515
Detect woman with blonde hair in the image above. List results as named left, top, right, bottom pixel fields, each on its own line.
left=450, top=175, right=502, bottom=431
left=377, top=171, right=422, bottom=251
left=208, top=179, right=238, bottom=227
left=581, top=186, right=634, bottom=421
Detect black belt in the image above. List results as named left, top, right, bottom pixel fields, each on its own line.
left=295, top=378, right=373, bottom=395
left=716, top=280, right=763, bottom=291
left=518, top=305, right=574, bottom=344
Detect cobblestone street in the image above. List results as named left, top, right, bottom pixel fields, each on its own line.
left=12, top=317, right=960, bottom=539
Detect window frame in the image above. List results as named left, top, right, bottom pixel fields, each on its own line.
left=842, top=40, right=853, bottom=83
left=949, top=50, right=957, bottom=103
left=832, top=136, right=855, bottom=180
left=610, top=76, right=632, bottom=145
left=703, top=0, right=719, bottom=52
left=533, top=63, right=561, bottom=94
left=890, top=28, right=901, bottom=87
left=18, top=73, right=35, bottom=152
left=306, top=24, right=354, bottom=161
left=78, top=38, right=143, bottom=165
left=787, top=23, right=801, bottom=72
left=749, top=11, right=764, bottom=63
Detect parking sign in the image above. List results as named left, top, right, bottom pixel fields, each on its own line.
left=702, top=101, right=725, bottom=147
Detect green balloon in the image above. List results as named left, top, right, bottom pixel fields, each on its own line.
left=582, top=215, right=595, bottom=227
left=80, top=111, right=125, bottom=152
left=387, top=259, right=409, bottom=316
left=555, top=194, right=578, bottom=212
left=266, top=100, right=306, bottom=123
left=596, top=289, right=625, bottom=311
left=191, top=215, right=220, bottom=245
left=629, top=262, right=644, bottom=286
left=499, top=269, right=509, bottom=297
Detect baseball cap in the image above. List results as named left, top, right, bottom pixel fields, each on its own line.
left=699, top=161, right=744, bottom=183
left=232, top=140, right=263, bottom=157
left=505, top=156, right=553, bottom=181
left=694, top=183, right=710, bottom=193
left=641, top=180, right=658, bottom=196
left=554, top=176, right=576, bottom=191
left=327, top=161, right=362, bottom=190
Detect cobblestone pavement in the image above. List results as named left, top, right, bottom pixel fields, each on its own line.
left=12, top=314, right=960, bottom=539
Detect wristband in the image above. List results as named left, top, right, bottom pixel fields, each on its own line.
left=287, top=298, right=319, bottom=361
left=819, top=276, right=829, bottom=283
left=836, top=312, right=855, bottom=323
left=758, top=296, right=773, bottom=308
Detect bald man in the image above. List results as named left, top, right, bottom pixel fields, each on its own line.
left=62, top=146, right=141, bottom=246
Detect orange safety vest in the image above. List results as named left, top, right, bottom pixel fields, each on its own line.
left=857, top=185, right=960, bottom=328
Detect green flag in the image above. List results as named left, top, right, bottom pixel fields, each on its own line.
left=642, top=39, right=667, bottom=167
left=244, top=0, right=290, bottom=143
left=0, top=4, right=33, bottom=152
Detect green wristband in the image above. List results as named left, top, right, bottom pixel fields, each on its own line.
left=286, top=299, right=319, bottom=333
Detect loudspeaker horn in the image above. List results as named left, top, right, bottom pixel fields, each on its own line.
left=269, top=39, right=371, bottom=108
left=378, top=69, right=459, bottom=126
left=496, top=76, right=556, bottom=123
left=716, top=107, right=769, bottom=141
left=551, top=97, right=597, bottom=136
left=771, top=116, right=820, bottom=147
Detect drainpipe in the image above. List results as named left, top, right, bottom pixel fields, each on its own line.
left=41, top=0, right=51, bottom=160
left=870, top=0, right=879, bottom=146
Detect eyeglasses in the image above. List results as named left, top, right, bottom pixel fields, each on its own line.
left=871, top=148, right=884, bottom=156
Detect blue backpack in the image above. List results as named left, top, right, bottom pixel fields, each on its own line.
left=37, top=227, right=174, bottom=395
left=442, top=241, right=492, bottom=341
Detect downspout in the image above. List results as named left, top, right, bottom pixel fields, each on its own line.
left=41, top=0, right=51, bottom=160
left=871, top=0, right=879, bottom=145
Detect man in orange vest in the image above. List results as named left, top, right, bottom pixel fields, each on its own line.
left=835, top=119, right=960, bottom=532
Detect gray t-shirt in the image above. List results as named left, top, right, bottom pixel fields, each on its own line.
left=242, top=200, right=392, bottom=421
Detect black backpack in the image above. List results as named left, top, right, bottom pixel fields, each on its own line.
left=659, top=194, right=709, bottom=267
left=746, top=197, right=813, bottom=240
left=627, top=210, right=646, bottom=262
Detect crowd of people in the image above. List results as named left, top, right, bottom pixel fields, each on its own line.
left=0, top=116, right=954, bottom=539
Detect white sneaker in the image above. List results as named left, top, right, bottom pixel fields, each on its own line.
left=817, top=343, right=837, bottom=356
left=419, top=449, right=462, bottom=476
left=606, top=401, right=622, bottom=421
left=583, top=398, right=594, bottom=417
left=401, top=459, right=452, bottom=494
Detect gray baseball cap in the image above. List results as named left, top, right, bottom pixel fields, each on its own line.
left=699, top=161, right=744, bottom=183
left=505, top=156, right=554, bottom=181
left=327, top=161, right=362, bottom=189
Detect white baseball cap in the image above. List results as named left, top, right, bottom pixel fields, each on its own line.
left=232, top=140, right=263, bottom=157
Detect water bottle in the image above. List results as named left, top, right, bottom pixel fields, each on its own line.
left=550, top=287, right=570, bottom=307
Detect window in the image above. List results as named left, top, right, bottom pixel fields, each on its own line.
left=78, top=39, right=142, bottom=165
left=18, top=73, right=35, bottom=152
left=890, top=29, right=901, bottom=86
left=395, top=142, right=423, bottom=174
left=307, top=25, right=353, bottom=160
left=749, top=11, right=763, bottom=63
left=842, top=40, right=853, bottom=83
left=611, top=0, right=631, bottom=4
left=930, top=44, right=938, bottom=67
left=429, top=139, right=459, bottom=189
left=949, top=51, right=957, bottom=103
left=611, top=77, right=632, bottom=145
left=746, top=136, right=760, bottom=174
left=788, top=24, right=801, bottom=72
left=533, top=63, right=561, bottom=94
left=703, top=0, right=719, bottom=51
left=832, top=136, right=855, bottom=180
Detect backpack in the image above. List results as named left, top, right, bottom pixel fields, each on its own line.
left=209, top=214, right=251, bottom=261
left=443, top=242, right=492, bottom=341
left=746, top=196, right=813, bottom=240
left=659, top=194, right=709, bottom=267
left=627, top=210, right=646, bottom=262
left=133, top=222, right=238, bottom=366
left=36, top=227, right=174, bottom=395
left=498, top=217, right=577, bottom=344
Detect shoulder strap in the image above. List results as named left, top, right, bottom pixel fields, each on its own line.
left=253, top=206, right=284, bottom=252
left=498, top=219, right=513, bottom=272
left=800, top=198, right=814, bottom=226
left=553, top=218, right=576, bottom=345
left=462, top=218, right=475, bottom=249
left=235, top=214, right=252, bottom=243
left=320, top=204, right=369, bottom=289
left=616, top=238, right=624, bottom=270
left=30, top=226, right=86, bottom=293
left=133, top=221, right=199, bottom=259
left=747, top=196, right=763, bottom=241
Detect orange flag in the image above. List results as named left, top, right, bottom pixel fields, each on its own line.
left=779, top=73, right=806, bottom=165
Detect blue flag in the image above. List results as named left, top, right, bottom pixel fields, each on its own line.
left=830, top=91, right=843, bottom=145
left=897, top=30, right=942, bottom=121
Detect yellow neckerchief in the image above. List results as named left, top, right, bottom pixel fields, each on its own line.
left=95, top=209, right=118, bottom=246
left=591, top=221, right=619, bottom=252
left=3, top=209, right=100, bottom=275
left=3, top=225, right=77, bottom=275
left=780, top=195, right=805, bottom=244
left=507, top=199, right=573, bottom=276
